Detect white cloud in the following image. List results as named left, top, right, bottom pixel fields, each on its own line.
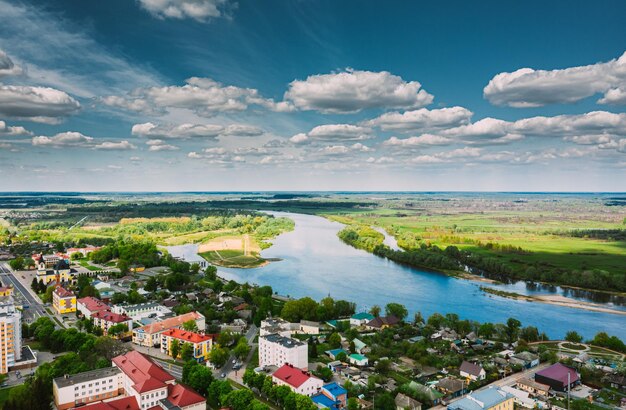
left=438, top=147, right=482, bottom=159
left=297, top=124, right=373, bottom=143
left=137, top=0, right=233, bottom=22
left=0, top=49, right=23, bottom=77
left=32, top=132, right=93, bottom=147
left=484, top=51, right=626, bottom=107
left=0, top=85, right=80, bottom=123
left=105, top=77, right=292, bottom=117
left=598, top=88, right=626, bottom=105
left=221, top=124, right=264, bottom=137
left=0, top=120, right=31, bottom=137
left=147, top=140, right=180, bottom=151
left=365, top=106, right=472, bottom=131
left=618, top=139, right=626, bottom=153
left=384, top=134, right=453, bottom=147
left=410, top=155, right=444, bottom=164
left=132, top=122, right=224, bottom=139
left=289, top=133, right=309, bottom=144
left=318, top=143, right=372, bottom=156
left=284, top=68, right=433, bottom=113
left=94, top=140, right=136, bottom=150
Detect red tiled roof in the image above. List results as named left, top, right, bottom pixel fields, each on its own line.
left=167, top=383, right=206, bottom=407
left=112, top=351, right=174, bottom=386
left=162, top=328, right=211, bottom=344
left=82, top=396, right=140, bottom=410
left=273, top=364, right=318, bottom=388
left=132, top=377, right=167, bottom=393
left=233, top=303, right=249, bottom=311
left=136, top=312, right=202, bottom=335
left=92, top=310, right=131, bottom=323
left=536, top=363, right=579, bottom=385
left=54, top=287, right=74, bottom=298
left=78, top=296, right=110, bottom=313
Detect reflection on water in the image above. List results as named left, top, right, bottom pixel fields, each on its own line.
left=218, top=212, right=626, bottom=340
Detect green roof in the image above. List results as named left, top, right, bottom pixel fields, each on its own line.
left=351, top=312, right=374, bottom=320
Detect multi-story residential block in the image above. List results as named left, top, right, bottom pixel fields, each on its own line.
left=160, top=328, right=213, bottom=363
left=0, top=296, right=21, bottom=374
left=53, top=351, right=205, bottom=410
left=258, top=333, right=308, bottom=369
left=53, top=367, right=124, bottom=410
left=132, top=312, right=205, bottom=347
left=112, top=302, right=172, bottom=321
left=53, top=287, right=76, bottom=314
left=77, top=296, right=110, bottom=318
left=91, top=310, right=133, bottom=337
left=272, top=364, right=323, bottom=396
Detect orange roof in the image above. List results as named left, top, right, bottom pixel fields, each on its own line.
left=136, top=312, right=203, bottom=335
left=161, top=328, right=211, bottom=344
left=54, top=287, right=74, bottom=298
left=112, top=351, right=174, bottom=386
left=167, top=383, right=206, bottom=408
left=92, top=310, right=131, bottom=323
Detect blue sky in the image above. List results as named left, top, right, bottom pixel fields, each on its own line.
left=0, top=0, right=625, bottom=191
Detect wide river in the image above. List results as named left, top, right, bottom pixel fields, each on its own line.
left=219, top=212, right=626, bottom=340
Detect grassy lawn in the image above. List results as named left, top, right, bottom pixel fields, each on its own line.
left=78, top=260, right=101, bottom=271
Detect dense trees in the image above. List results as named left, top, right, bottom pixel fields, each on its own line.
left=280, top=296, right=355, bottom=322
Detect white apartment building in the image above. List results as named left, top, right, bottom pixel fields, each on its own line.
left=258, top=333, right=308, bottom=370
left=53, top=367, right=124, bottom=410
left=112, top=302, right=172, bottom=321
left=0, top=296, right=21, bottom=374
left=53, top=351, right=205, bottom=410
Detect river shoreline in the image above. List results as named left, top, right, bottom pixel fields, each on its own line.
left=332, top=219, right=626, bottom=316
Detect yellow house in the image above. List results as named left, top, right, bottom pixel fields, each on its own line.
left=160, top=329, right=213, bottom=363
left=53, top=287, right=77, bottom=314
left=0, top=287, right=13, bottom=297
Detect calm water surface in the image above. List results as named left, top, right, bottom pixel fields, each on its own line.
left=219, top=212, right=626, bottom=340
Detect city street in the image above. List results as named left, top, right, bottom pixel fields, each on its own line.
left=0, top=263, right=50, bottom=324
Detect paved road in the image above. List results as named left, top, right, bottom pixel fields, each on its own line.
left=154, top=359, right=183, bottom=380
left=0, top=263, right=50, bottom=324
left=228, top=324, right=259, bottom=384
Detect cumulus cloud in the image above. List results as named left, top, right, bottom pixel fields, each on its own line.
left=32, top=132, right=93, bottom=147
left=384, top=134, right=453, bottom=147
left=132, top=122, right=224, bottom=139
left=484, top=51, right=626, bottom=107
left=318, top=143, right=373, bottom=156
left=0, top=49, right=23, bottom=77
left=104, top=77, right=292, bottom=117
left=294, top=124, right=373, bottom=144
left=94, top=140, right=136, bottom=150
left=131, top=122, right=264, bottom=140
left=365, top=106, right=472, bottom=132
left=0, top=120, right=31, bottom=137
left=31, top=131, right=136, bottom=150
left=147, top=139, right=180, bottom=151
left=284, top=69, right=433, bottom=113
left=0, top=85, right=80, bottom=123
left=137, top=0, right=233, bottom=22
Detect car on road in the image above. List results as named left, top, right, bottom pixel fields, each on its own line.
left=233, top=364, right=242, bottom=370
left=220, top=373, right=226, bottom=378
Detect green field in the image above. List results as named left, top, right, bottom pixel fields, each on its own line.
left=337, top=209, right=626, bottom=277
